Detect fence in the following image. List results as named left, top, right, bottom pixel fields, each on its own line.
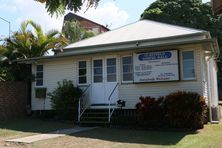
left=0, top=81, right=27, bottom=119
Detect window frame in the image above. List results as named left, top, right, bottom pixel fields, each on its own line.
left=106, top=57, right=117, bottom=82
left=92, top=58, right=104, bottom=83
left=121, top=55, right=133, bottom=83
left=36, top=64, right=44, bottom=86
left=180, top=50, right=196, bottom=81
left=77, top=60, right=88, bottom=85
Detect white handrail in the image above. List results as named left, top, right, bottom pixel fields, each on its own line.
left=108, top=83, right=119, bottom=122
left=78, top=84, right=91, bottom=122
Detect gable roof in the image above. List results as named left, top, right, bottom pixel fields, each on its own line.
left=64, top=19, right=207, bottom=50
left=17, top=19, right=219, bottom=63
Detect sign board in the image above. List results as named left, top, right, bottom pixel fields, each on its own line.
left=133, top=50, right=179, bottom=83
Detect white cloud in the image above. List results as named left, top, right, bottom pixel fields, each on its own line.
left=0, top=0, right=128, bottom=33
left=76, top=2, right=129, bottom=29
left=14, top=0, right=64, bottom=33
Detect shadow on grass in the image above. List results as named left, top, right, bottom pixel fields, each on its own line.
left=0, top=118, right=74, bottom=134
left=72, top=128, right=198, bottom=146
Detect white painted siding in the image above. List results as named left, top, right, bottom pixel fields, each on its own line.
left=119, top=47, right=203, bottom=108
left=31, top=44, right=205, bottom=110
left=119, top=81, right=202, bottom=108
left=32, top=58, right=77, bottom=110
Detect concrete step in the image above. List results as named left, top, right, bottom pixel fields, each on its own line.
left=81, top=116, right=108, bottom=122
left=79, top=108, right=111, bottom=126
left=79, top=121, right=110, bottom=127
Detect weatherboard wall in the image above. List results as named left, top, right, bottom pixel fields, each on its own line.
left=31, top=44, right=205, bottom=110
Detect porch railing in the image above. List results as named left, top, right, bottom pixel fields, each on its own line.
left=78, top=84, right=91, bottom=122
left=108, top=83, right=119, bottom=122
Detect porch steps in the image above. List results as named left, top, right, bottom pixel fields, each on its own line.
left=79, top=109, right=110, bottom=126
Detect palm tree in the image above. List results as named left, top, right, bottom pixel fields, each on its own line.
left=0, top=19, right=68, bottom=81
left=0, top=20, right=68, bottom=62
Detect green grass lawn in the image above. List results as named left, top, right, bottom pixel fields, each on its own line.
left=0, top=118, right=74, bottom=138
left=0, top=118, right=222, bottom=148
left=31, top=123, right=222, bottom=148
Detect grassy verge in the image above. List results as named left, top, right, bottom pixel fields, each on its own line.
left=1, top=118, right=222, bottom=148
left=29, top=123, right=222, bottom=148
left=0, top=118, right=74, bottom=138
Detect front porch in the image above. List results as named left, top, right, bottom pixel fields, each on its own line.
left=78, top=82, right=120, bottom=125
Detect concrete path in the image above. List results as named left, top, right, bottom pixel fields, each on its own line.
left=6, top=126, right=97, bottom=144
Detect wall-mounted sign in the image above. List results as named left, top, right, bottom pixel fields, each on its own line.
left=133, top=50, right=179, bottom=83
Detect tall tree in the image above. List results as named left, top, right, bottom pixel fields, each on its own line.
left=35, top=0, right=100, bottom=16
left=63, top=20, right=94, bottom=43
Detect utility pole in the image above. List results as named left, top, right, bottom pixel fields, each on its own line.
left=0, top=16, right=11, bottom=39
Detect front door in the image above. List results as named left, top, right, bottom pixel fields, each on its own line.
left=91, top=57, right=118, bottom=105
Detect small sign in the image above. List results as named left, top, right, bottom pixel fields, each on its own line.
left=133, top=50, right=179, bottom=83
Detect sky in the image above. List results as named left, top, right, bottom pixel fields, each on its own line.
left=0, top=0, right=210, bottom=39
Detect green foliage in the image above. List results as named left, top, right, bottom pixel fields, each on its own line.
left=63, top=20, right=95, bottom=43
left=141, top=0, right=213, bottom=29
left=141, top=0, right=222, bottom=95
left=136, top=91, right=207, bottom=129
left=35, top=0, right=100, bottom=16
left=48, top=80, right=82, bottom=120
left=0, top=20, right=68, bottom=81
left=0, top=63, right=33, bottom=82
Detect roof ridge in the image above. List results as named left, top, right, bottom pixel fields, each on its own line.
left=140, top=19, right=206, bottom=32
left=63, top=19, right=207, bottom=50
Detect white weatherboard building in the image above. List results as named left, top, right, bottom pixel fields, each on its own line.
left=20, top=20, right=220, bottom=123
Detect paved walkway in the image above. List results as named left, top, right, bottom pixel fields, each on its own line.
left=6, top=126, right=97, bottom=144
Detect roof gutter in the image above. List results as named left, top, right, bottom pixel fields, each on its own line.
left=16, top=38, right=216, bottom=64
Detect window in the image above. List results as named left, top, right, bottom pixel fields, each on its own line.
left=78, top=61, right=87, bottom=84
left=107, top=58, right=117, bottom=82
left=36, top=65, right=43, bottom=86
left=122, top=56, right=133, bottom=82
left=182, top=51, right=195, bottom=80
left=93, top=59, right=103, bottom=83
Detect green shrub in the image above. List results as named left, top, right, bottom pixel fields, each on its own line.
left=135, top=91, right=207, bottom=129
left=136, top=96, right=165, bottom=127
left=48, top=79, right=82, bottom=120
left=164, top=91, right=207, bottom=129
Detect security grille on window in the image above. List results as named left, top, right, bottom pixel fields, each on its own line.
left=122, top=56, right=133, bottom=82
left=78, top=61, right=87, bottom=84
left=36, top=65, right=43, bottom=86
left=182, top=51, right=195, bottom=79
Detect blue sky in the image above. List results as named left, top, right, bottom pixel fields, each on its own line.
left=0, top=0, right=210, bottom=39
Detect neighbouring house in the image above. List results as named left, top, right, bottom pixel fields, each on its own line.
left=18, top=20, right=220, bottom=124
left=212, top=0, right=222, bottom=14
left=63, top=12, right=109, bottom=35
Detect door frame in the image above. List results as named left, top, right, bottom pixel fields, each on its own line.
left=90, top=55, right=119, bottom=106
